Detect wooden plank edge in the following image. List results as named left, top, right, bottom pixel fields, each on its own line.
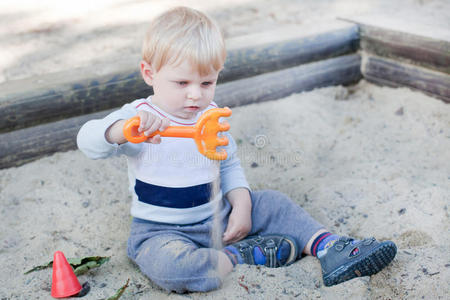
left=0, top=109, right=114, bottom=169
left=342, top=18, right=450, bottom=74
left=0, top=24, right=359, bottom=133
left=361, top=54, right=450, bottom=103
left=215, top=54, right=361, bottom=107
left=0, top=54, right=362, bottom=169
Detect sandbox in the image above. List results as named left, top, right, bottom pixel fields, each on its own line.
left=0, top=12, right=449, bottom=300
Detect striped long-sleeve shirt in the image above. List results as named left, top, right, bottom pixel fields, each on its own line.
left=77, top=96, right=249, bottom=224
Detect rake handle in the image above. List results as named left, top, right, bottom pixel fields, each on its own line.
left=122, top=107, right=232, bottom=160
left=123, top=116, right=196, bottom=143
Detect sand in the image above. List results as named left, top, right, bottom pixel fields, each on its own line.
left=1, top=81, right=449, bottom=299
left=1, top=0, right=450, bottom=299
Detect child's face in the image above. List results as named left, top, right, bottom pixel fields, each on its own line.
left=142, top=60, right=221, bottom=119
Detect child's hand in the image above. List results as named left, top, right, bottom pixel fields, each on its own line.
left=223, top=189, right=252, bottom=244
left=137, top=110, right=170, bottom=144
left=223, top=207, right=252, bottom=244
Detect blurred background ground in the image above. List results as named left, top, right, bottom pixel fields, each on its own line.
left=0, top=0, right=449, bottom=84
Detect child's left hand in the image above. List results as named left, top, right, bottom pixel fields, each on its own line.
left=222, top=189, right=252, bottom=244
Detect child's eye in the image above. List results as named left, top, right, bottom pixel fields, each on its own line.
left=202, top=81, right=213, bottom=86
left=177, top=81, right=188, bottom=86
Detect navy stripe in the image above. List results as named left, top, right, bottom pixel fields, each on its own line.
left=134, top=179, right=213, bottom=208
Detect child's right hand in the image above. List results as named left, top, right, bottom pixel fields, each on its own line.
left=136, top=110, right=170, bottom=144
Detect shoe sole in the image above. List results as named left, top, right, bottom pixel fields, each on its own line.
left=323, top=241, right=397, bottom=286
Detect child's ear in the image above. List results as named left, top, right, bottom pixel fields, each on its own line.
left=140, top=60, right=154, bottom=86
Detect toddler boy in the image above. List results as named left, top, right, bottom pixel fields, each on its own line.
left=77, top=6, right=396, bottom=293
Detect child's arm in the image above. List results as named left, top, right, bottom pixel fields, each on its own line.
left=219, top=132, right=250, bottom=195
left=77, top=103, right=138, bottom=159
left=220, top=133, right=253, bottom=244
left=77, top=103, right=168, bottom=159
left=105, top=110, right=170, bottom=145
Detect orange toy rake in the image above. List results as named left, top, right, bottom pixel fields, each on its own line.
left=123, top=107, right=232, bottom=160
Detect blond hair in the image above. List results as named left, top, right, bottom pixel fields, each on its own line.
left=142, top=7, right=226, bottom=76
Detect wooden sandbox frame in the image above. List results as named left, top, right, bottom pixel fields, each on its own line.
left=0, top=19, right=448, bottom=169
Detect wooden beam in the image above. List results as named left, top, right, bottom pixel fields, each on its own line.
left=222, top=22, right=359, bottom=83
left=0, top=54, right=362, bottom=169
left=362, top=55, right=450, bottom=103
left=0, top=110, right=114, bottom=168
left=0, top=22, right=358, bottom=133
left=215, top=54, right=361, bottom=107
left=343, top=16, right=450, bottom=74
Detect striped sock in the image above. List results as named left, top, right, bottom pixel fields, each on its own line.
left=223, top=247, right=241, bottom=267
left=310, top=232, right=339, bottom=257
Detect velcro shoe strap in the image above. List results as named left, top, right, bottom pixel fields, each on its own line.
left=262, top=242, right=278, bottom=267
left=237, top=242, right=256, bottom=265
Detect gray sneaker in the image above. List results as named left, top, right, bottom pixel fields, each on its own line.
left=227, top=235, right=298, bottom=267
left=318, top=237, right=397, bottom=286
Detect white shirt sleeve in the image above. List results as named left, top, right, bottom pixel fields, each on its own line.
left=77, top=103, right=143, bottom=159
left=219, top=132, right=251, bottom=194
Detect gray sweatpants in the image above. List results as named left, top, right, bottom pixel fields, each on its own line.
left=127, top=190, right=324, bottom=293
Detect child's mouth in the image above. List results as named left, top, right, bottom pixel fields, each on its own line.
left=185, top=106, right=200, bottom=112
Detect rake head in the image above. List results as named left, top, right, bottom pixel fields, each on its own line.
left=194, top=107, right=232, bottom=160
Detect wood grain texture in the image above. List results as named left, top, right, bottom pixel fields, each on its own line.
left=343, top=16, right=450, bottom=74
left=362, top=55, right=450, bottom=103
left=359, top=25, right=450, bottom=74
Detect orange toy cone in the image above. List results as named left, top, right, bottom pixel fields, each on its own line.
left=51, top=251, right=82, bottom=298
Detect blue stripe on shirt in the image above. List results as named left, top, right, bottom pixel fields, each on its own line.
left=134, top=179, right=213, bottom=208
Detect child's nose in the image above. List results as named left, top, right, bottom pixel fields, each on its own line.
left=187, top=85, right=201, bottom=100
